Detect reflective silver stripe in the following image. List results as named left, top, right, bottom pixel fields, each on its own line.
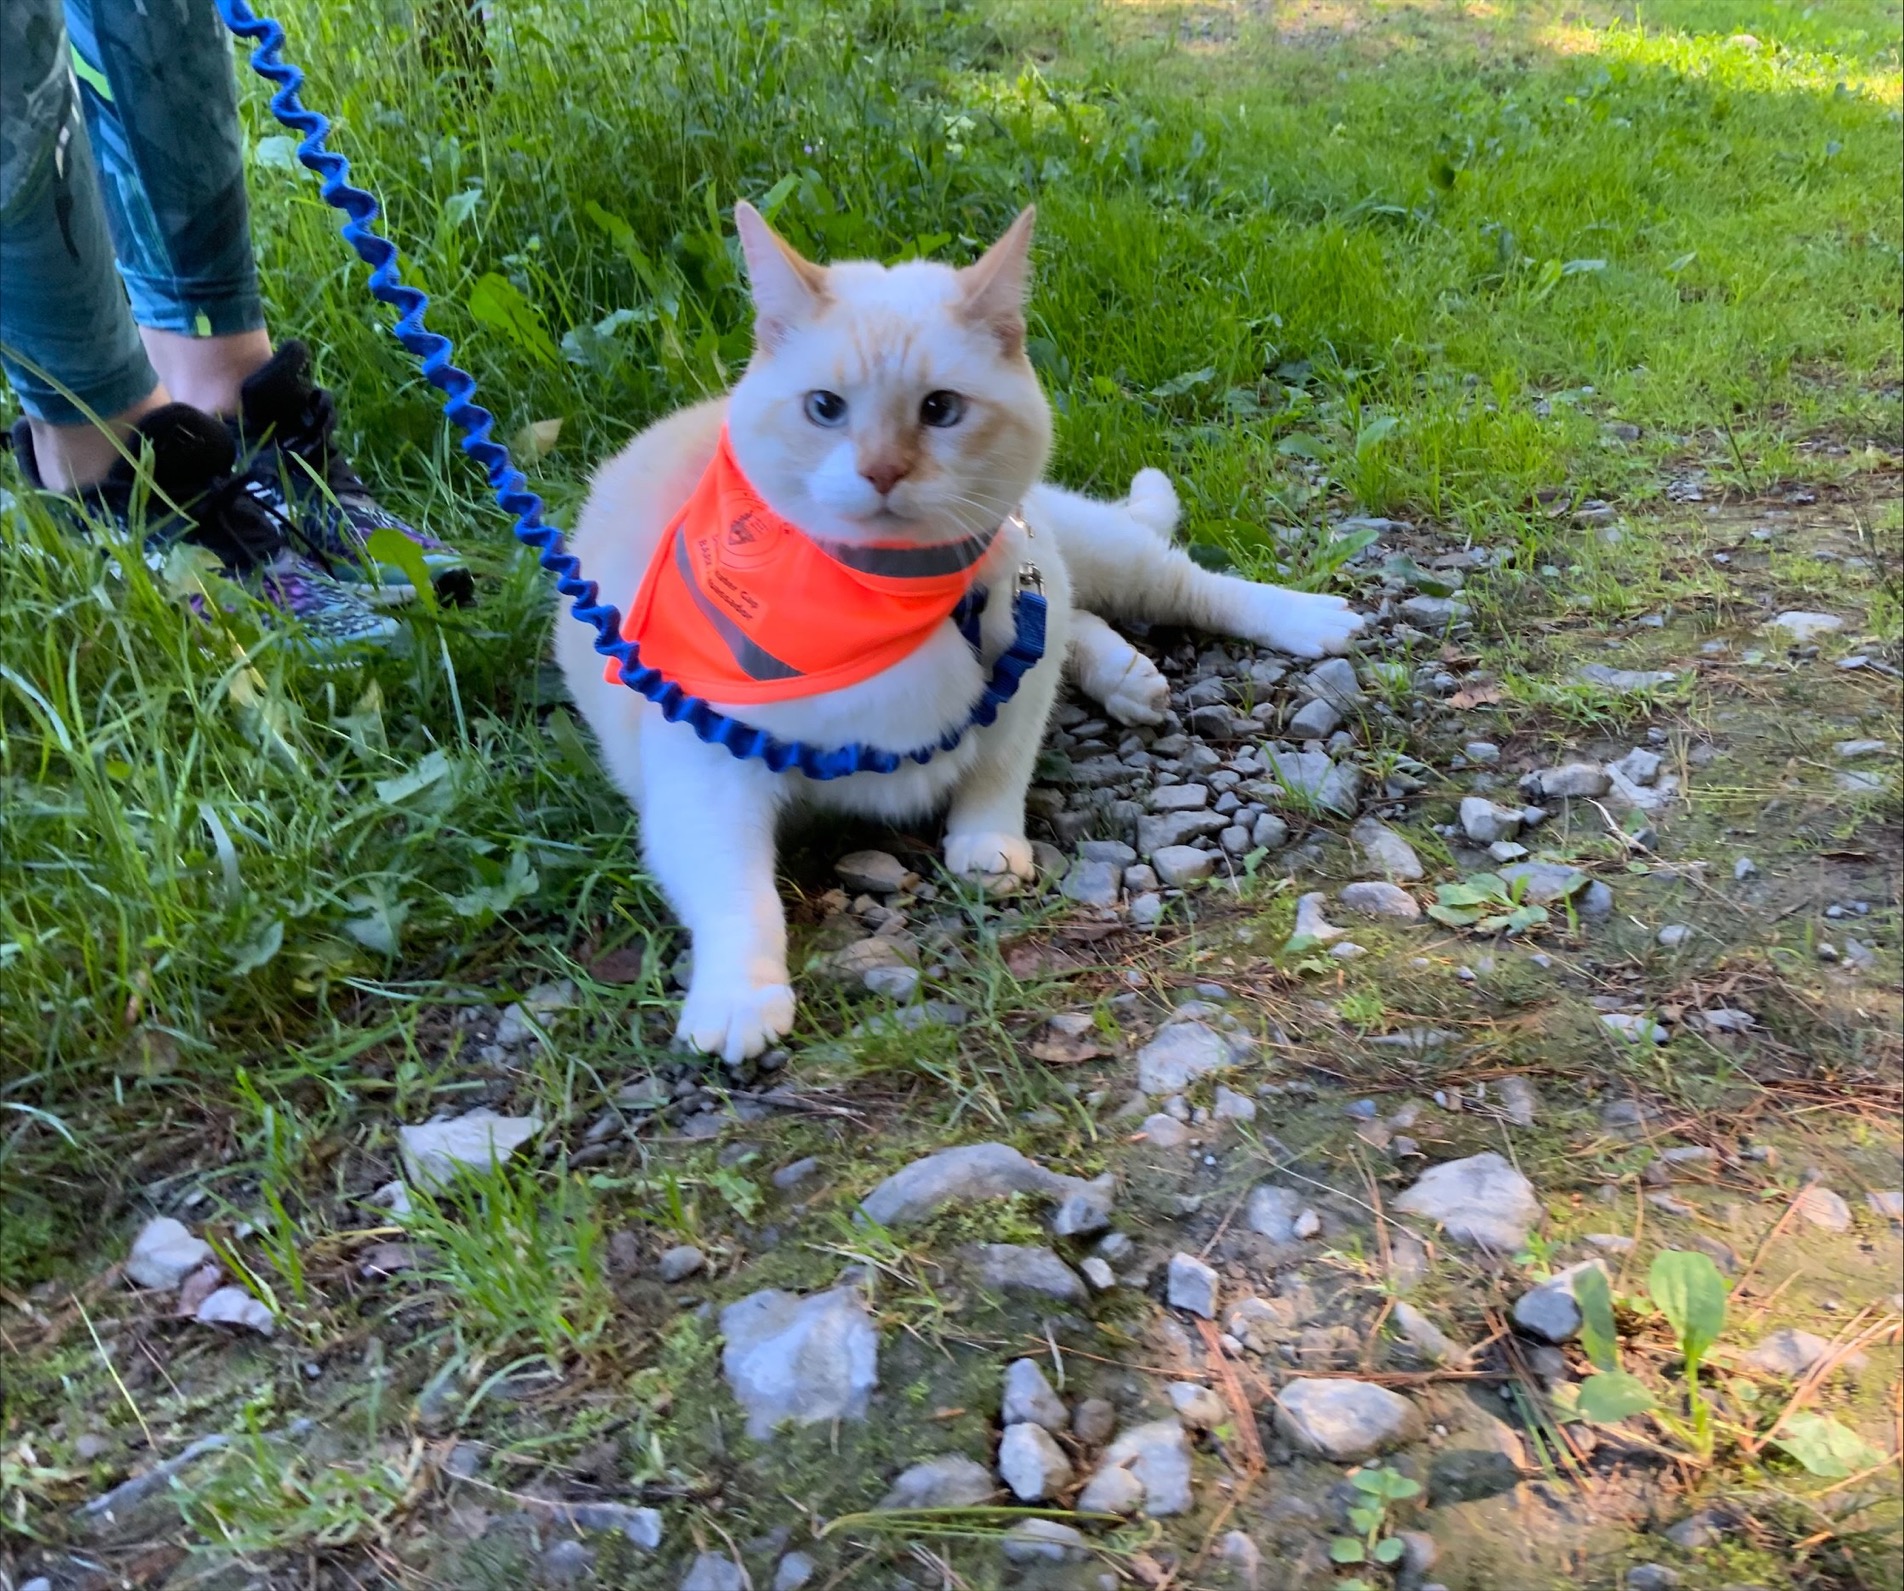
left=676, top=531, right=802, bottom=683
left=811, top=523, right=998, bottom=578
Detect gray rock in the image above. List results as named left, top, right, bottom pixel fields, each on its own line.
left=1081, top=1418, right=1193, bottom=1517
left=1602, top=1013, right=1669, bottom=1044
left=1220, top=1531, right=1263, bottom=1587
left=1274, top=1378, right=1422, bottom=1461
left=1251, top=813, right=1290, bottom=850
left=1051, top=1180, right=1115, bottom=1238
left=1400, top=595, right=1469, bottom=627
left=1795, top=1185, right=1852, bottom=1232
left=1349, top=817, right=1424, bottom=881
left=543, top=1541, right=597, bottom=1585
left=1002, top=1358, right=1069, bottom=1433
left=1576, top=664, right=1678, bottom=691
left=721, top=1287, right=879, bottom=1439
left=1393, top=1152, right=1541, bottom=1253
left=1740, top=1328, right=1833, bottom=1376
left=1400, top=1530, right=1440, bottom=1576
left=1625, top=1567, right=1683, bottom=1591
left=1060, top=860, right=1121, bottom=907
left=1766, top=611, right=1843, bottom=645
left=1246, top=1184, right=1303, bottom=1242
left=126, top=1216, right=214, bottom=1291
left=1662, top=1510, right=1730, bottom=1550
left=1073, top=1397, right=1117, bottom=1446
left=1292, top=891, right=1346, bottom=945
left=1166, top=1382, right=1227, bottom=1430
left=658, top=1245, right=707, bottom=1283
left=1459, top=797, right=1522, bottom=844
left=1080, top=1256, right=1116, bottom=1291
left=1148, top=783, right=1211, bottom=812
left=195, top=1286, right=275, bottom=1335
left=1657, top=924, right=1693, bottom=948
left=1142, top=1113, right=1191, bottom=1149
left=857, top=1142, right=1088, bottom=1226
left=998, top=1422, right=1074, bottom=1501
left=1225, top=1296, right=1293, bottom=1354
left=1213, top=1085, right=1257, bottom=1122
left=862, top=963, right=921, bottom=1001
left=1288, top=698, right=1342, bottom=739
left=836, top=850, right=914, bottom=893
left=1137, top=1022, right=1239, bottom=1093
left=1465, top=740, right=1501, bottom=764
left=560, top=1502, right=664, bottom=1548
left=1391, top=1301, right=1459, bottom=1364
left=1078, top=838, right=1138, bottom=866
left=1512, top=1261, right=1608, bottom=1345
left=773, top=1552, right=816, bottom=1590
left=1302, top=657, right=1366, bottom=711
left=1167, top=1251, right=1220, bottom=1318
left=399, top=1109, right=542, bottom=1192
left=1138, top=809, right=1228, bottom=853
left=1489, top=840, right=1529, bottom=863
left=1123, top=863, right=1159, bottom=892
left=1494, top=861, right=1589, bottom=905
left=964, top=1244, right=1087, bottom=1302
left=1338, top=881, right=1421, bottom=920
left=1074, top=1462, right=1145, bottom=1516
left=1001, top=1519, right=1087, bottom=1563
left=1153, top=845, right=1219, bottom=886
left=1612, top=747, right=1663, bottom=786
left=493, top=1003, right=540, bottom=1047
left=680, top=1556, right=748, bottom=1591
left=880, top=1453, right=994, bottom=1509
left=1526, top=762, right=1611, bottom=800
left=1868, top=1190, right=1904, bottom=1222
left=1498, top=1075, right=1539, bottom=1127
left=1129, top=892, right=1167, bottom=927
left=773, top=1157, right=820, bottom=1191
left=1293, top=1208, right=1321, bottom=1239
left=1261, top=749, right=1361, bottom=813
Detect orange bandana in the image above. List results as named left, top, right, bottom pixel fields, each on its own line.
left=610, top=428, right=998, bottom=705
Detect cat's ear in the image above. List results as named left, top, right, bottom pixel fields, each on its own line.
left=957, top=205, right=1036, bottom=355
left=735, top=201, right=829, bottom=350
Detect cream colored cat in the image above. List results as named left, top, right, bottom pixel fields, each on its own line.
left=556, top=204, right=1362, bottom=1062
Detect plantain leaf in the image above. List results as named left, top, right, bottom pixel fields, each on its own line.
left=1649, top=1250, right=1727, bottom=1369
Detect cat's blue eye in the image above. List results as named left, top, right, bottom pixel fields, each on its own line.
left=803, top=390, right=847, bottom=427
left=920, top=390, right=966, bottom=428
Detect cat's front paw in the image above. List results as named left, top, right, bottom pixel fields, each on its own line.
left=676, top=973, right=796, bottom=1065
left=944, top=829, right=1036, bottom=883
left=1101, top=656, right=1170, bottom=726
left=1239, top=588, right=1366, bottom=659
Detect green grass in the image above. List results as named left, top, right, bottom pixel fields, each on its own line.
left=1, top=0, right=1899, bottom=1574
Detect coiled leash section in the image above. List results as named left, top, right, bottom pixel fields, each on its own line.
left=211, top=0, right=1045, bottom=780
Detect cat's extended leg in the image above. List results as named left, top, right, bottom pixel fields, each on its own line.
left=1039, top=469, right=1364, bottom=658
left=636, top=713, right=794, bottom=1064
left=1070, top=609, right=1169, bottom=725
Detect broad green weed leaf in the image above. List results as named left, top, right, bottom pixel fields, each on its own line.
left=1576, top=1370, right=1656, bottom=1424
left=375, top=750, right=451, bottom=805
left=443, top=185, right=484, bottom=226
left=364, top=528, right=437, bottom=611
left=1330, top=1538, right=1366, bottom=1564
left=468, top=272, right=561, bottom=368
left=1649, top=1250, right=1727, bottom=1367
left=1773, top=1412, right=1886, bottom=1478
left=1561, top=257, right=1608, bottom=275
left=229, top=918, right=284, bottom=977
left=1574, top=1264, right=1619, bottom=1372
left=253, top=134, right=299, bottom=171
left=1373, top=1537, right=1407, bottom=1565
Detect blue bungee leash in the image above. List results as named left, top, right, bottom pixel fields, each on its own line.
left=211, top=0, right=1046, bottom=780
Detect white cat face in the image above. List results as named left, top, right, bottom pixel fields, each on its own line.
left=725, top=206, right=1052, bottom=545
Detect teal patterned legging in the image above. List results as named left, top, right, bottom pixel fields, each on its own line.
left=0, top=0, right=263, bottom=424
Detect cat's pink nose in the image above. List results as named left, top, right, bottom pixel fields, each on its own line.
left=859, top=459, right=911, bottom=496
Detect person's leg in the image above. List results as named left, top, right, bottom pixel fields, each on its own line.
left=61, top=0, right=275, bottom=409
left=65, top=0, right=467, bottom=602
left=0, top=0, right=169, bottom=490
